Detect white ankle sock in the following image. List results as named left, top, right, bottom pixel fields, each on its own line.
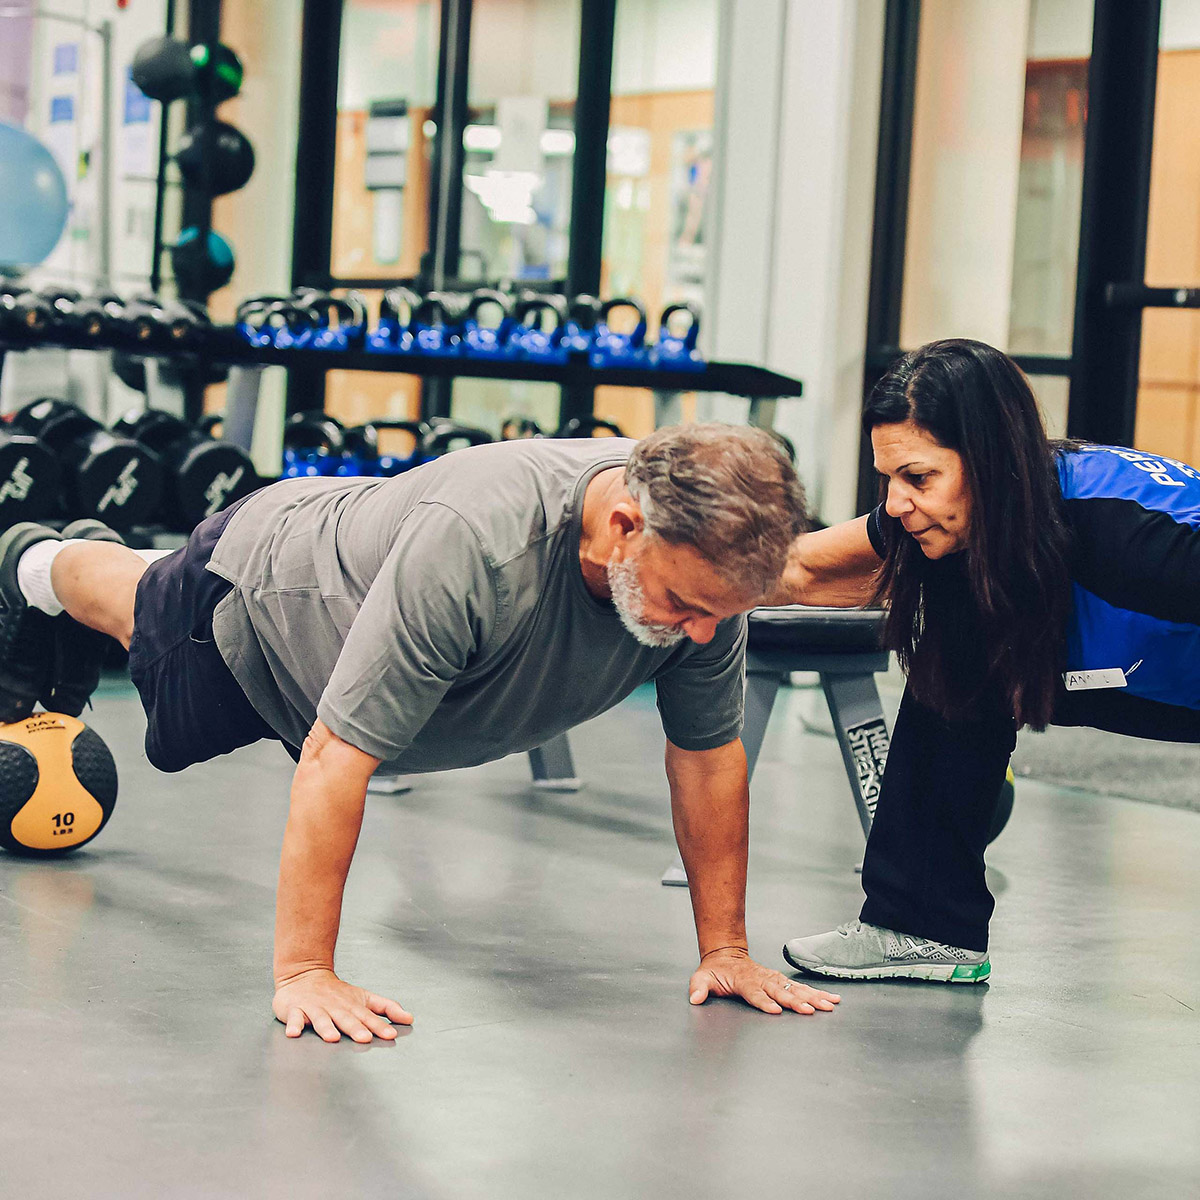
left=16, top=538, right=82, bottom=616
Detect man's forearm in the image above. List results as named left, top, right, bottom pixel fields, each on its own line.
left=273, top=741, right=371, bottom=983
left=666, top=741, right=751, bottom=957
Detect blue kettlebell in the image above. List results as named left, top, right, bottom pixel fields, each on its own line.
left=560, top=294, right=601, bottom=357
left=411, top=292, right=462, bottom=356
left=460, top=290, right=516, bottom=360
left=334, top=424, right=379, bottom=476
left=650, top=302, right=704, bottom=371
left=420, top=420, right=494, bottom=458
left=268, top=301, right=321, bottom=351
left=365, top=419, right=432, bottom=476
left=308, top=292, right=368, bottom=351
left=557, top=416, right=625, bottom=439
left=235, top=294, right=291, bottom=347
left=509, top=294, right=568, bottom=363
left=590, top=298, right=648, bottom=369
left=367, top=286, right=422, bottom=354
left=281, top=414, right=344, bottom=478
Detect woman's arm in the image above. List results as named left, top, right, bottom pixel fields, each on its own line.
left=762, top=515, right=883, bottom=607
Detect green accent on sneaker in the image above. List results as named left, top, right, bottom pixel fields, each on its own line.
left=951, top=960, right=991, bottom=982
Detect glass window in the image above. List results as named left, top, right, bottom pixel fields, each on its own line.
left=1029, top=374, right=1070, bottom=440
left=595, top=0, right=718, bottom=439
left=1135, top=3, right=1200, bottom=464
left=450, top=0, right=581, bottom=436
left=331, top=0, right=440, bottom=281
left=901, top=0, right=1091, bottom=356
left=458, top=0, right=581, bottom=285
left=326, top=1, right=440, bottom=427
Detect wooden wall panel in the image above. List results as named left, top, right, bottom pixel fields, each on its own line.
left=1133, top=385, right=1194, bottom=461
left=1136, top=50, right=1200, bottom=462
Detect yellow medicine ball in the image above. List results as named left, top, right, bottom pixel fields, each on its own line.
left=0, top=712, right=117, bottom=855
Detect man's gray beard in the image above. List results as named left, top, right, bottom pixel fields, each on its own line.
left=606, top=554, right=687, bottom=649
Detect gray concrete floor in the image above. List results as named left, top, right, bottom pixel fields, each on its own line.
left=1, top=680, right=1198, bottom=1200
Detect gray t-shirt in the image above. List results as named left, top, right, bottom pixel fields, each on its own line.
left=206, top=438, right=746, bottom=772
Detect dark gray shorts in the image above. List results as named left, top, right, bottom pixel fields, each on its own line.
left=127, top=501, right=297, bottom=772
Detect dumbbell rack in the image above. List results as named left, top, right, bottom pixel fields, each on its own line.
left=0, top=323, right=804, bottom=458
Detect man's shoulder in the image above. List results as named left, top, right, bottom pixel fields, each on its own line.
left=429, top=436, right=633, bottom=487
left=420, top=437, right=633, bottom=560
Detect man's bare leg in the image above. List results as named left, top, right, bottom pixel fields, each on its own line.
left=50, top=542, right=150, bottom=650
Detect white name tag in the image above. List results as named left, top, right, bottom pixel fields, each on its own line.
left=1063, top=668, right=1128, bottom=691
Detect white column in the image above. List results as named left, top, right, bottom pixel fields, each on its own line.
left=702, top=0, right=885, bottom=522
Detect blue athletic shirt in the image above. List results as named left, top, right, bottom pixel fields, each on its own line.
left=867, top=444, right=1200, bottom=711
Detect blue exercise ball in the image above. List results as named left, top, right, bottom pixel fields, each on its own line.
left=0, top=122, right=70, bottom=267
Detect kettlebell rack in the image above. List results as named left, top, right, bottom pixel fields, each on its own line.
left=0, top=322, right=805, bottom=459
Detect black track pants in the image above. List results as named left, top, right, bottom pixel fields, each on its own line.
left=858, top=686, right=1016, bottom=953
left=858, top=681, right=1200, bottom=952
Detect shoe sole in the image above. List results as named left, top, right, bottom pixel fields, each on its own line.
left=0, top=522, right=59, bottom=591
left=782, top=944, right=990, bottom=984
left=40, top=520, right=125, bottom=716
left=0, top=523, right=61, bottom=723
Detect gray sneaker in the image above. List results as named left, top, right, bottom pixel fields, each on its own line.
left=782, top=919, right=990, bottom=983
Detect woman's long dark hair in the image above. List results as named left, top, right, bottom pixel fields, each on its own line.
left=864, top=339, right=1072, bottom=730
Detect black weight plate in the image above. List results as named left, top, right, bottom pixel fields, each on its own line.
left=0, top=436, right=62, bottom=523
left=173, top=441, right=257, bottom=528
left=11, top=397, right=98, bottom=448
left=71, top=443, right=163, bottom=530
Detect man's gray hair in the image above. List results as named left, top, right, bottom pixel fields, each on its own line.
left=625, top=423, right=807, bottom=596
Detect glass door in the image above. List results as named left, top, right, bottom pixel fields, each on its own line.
left=325, top=0, right=441, bottom=427
left=898, top=0, right=1093, bottom=438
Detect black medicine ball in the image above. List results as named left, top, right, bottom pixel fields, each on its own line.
left=176, top=120, right=256, bottom=196
left=130, top=36, right=196, bottom=104
left=0, top=713, right=118, bottom=856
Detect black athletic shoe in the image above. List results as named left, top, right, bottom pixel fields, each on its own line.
left=39, top=519, right=126, bottom=717
left=0, top=522, right=61, bottom=724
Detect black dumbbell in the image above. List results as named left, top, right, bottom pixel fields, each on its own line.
left=0, top=289, right=53, bottom=338
left=111, top=408, right=259, bottom=530
left=11, top=398, right=164, bottom=530
left=122, top=295, right=210, bottom=350
left=35, top=286, right=81, bottom=331
left=38, top=286, right=123, bottom=342
left=420, top=420, right=494, bottom=457
left=557, top=416, right=626, bottom=438
left=0, top=427, right=62, bottom=524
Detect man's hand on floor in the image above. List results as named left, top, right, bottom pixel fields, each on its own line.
left=688, top=948, right=840, bottom=1015
left=273, top=967, right=414, bottom=1042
